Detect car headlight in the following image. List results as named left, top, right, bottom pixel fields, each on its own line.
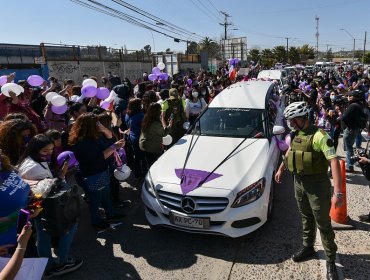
left=231, top=178, right=266, bottom=208
left=144, top=172, right=156, bottom=198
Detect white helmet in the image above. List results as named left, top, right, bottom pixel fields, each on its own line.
left=317, top=71, right=324, bottom=77
left=283, top=102, right=309, bottom=120
left=114, top=164, right=131, bottom=181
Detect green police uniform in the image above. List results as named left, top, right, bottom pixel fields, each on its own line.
left=287, top=125, right=337, bottom=262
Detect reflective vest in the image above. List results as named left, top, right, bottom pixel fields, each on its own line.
left=164, top=99, right=185, bottom=124
left=287, top=125, right=328, bottom=175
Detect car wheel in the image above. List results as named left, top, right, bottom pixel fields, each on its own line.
left=267, top=177, right=275, bottom=219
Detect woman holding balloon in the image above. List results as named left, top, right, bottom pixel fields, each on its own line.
left=139, top=103, right=172, bottom=168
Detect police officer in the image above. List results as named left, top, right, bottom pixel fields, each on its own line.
left=275, top=102, right=342, bottom=280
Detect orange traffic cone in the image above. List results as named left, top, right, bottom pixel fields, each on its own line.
left=330, top=159, right=353, bottom=229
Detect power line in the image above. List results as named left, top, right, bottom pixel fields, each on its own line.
left=70, top=0, right=196, bottom=43
left=195, top=0, right=221, bottom=21
left=188, top=0, right=220, bottom=23
left=206, top=0, right=221, bottom=14
left=110, top=0, right=204, bottom=40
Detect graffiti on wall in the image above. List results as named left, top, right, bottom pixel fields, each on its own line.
left=49, top=62, right=78, bottom=74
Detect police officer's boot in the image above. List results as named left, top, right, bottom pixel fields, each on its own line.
left=292, top=246, right=316, bottom=262
left=326, top=261, right=339, bottom=280
left=358, top=213, right=370, bottom=223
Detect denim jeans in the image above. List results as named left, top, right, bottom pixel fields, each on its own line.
left=343, top=127, right=360, bottom=168
left=355, top=129, right=363, bottom=149
left=85, top=170, right=114, bottom=225
left=34, top=219, right=77, bottom=266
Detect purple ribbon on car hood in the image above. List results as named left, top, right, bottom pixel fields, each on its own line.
left=175, top=168, right=222, bottom=195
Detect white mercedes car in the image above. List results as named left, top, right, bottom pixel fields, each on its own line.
left=142, top=81, right=285, bottom=238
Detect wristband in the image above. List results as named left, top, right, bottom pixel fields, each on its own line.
left=15, top=247, right=26, bottom=250
left=334, top=192, right=343, bottom=199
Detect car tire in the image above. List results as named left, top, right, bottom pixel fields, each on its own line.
left=267, top=176, right=275, bottom=220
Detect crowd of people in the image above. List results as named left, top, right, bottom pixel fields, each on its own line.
left=0, top=61, right=369, bottom=279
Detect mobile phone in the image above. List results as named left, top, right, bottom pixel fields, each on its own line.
left=62, top=154, right=72, bottom=166
left=16, top=209, right=30, bottom=234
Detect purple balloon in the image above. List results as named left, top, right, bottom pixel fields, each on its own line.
left=152, top=67, right=160, bottom=74
left=81, top=85, right=97, bottom=98
left=148, top=74, right=158, bottom=81
left=187, top=78, right=192, bottom=86
left=100, top=100, right=110, bottom=109
left=51, top=104, right=67, bottom=114
left=285, top=134, right=291, bottom=146
left=57, top=151, right=78, bottom=167
left=0, top=75, right=7, bottom=86
left=234, top=58, right=239, bottom=64
left=276, top=138, right=289, bottom=152
left=117, top=147, right=127, bottom=164
left=229, top=58, right=235, bottom=65
left=159, top=73, right=169, bottom=81
left=27, top=75, right=44, bottom=87
left=96, top=87, right=110, bottom=100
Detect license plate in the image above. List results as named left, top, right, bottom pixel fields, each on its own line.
left=170, top=212, right=210, bottom=229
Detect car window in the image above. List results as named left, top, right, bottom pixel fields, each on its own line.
left=189, top=108, right=264, bottom=138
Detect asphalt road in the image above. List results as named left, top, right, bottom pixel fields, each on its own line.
left=59, top=139, right=369, bottom=280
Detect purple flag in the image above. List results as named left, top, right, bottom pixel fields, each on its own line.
left=175, top=169, right=222, bottom=195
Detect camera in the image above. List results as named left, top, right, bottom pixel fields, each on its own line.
left=350, top=148, right=367, bottom=164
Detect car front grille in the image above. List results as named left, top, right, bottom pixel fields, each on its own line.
left=157, top=190, right=229, bottom=215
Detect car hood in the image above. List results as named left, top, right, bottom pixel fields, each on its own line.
left=150, top=135, right=269, bottom=193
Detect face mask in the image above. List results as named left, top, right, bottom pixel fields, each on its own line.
left=192, top=92, right=199, bottom=98
left=287, top=120, right=294, bottom=130
left=330, top=95, right=336, bottom=101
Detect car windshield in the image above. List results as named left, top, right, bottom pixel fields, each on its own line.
left=188, top=108, right=264, bottom=138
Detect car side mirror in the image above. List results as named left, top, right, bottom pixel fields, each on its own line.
left=183, top=122, right=190, bottom=130
left=273, top=125, right=285, bottom=135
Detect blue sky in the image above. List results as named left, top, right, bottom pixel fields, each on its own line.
left=2, top=0, right=369, bottom=53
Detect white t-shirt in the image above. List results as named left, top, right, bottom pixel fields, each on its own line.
left=17, top=156, right=53, bottom=181
left=186, top=98, right=207, bottom=116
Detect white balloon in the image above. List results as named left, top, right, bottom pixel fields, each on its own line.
left=1, top=83, right=24, bottom=97
left=45, top=92, right=58, bottom=102
left=163, top=134, right=173, bottom=146
left=70, top=95, right=79, bottom=102
left=104, top=90, right=116, bottom=103
left=114, top=164, right=131, bottom=181
left=82, top=78, right=97, bottom=88
left=51, top=95, right=67, bottom=107
left=157, top=62, right=165, bottom=70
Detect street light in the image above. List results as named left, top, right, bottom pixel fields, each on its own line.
left=340, top=28, right=355, bottom=62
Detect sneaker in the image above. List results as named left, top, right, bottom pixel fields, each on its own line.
left=53, top=259, right=83, bottom=277
left=106, top=214, right=125, bottom=223
left=292, top=246, right=316, bottom=262
left=94, top=221, right=110, bottom=230
left=326, top=261, right=339, bottom=280
left=44, top=259, right=83, bottom=278
left=346, top=166, right=354, bottom=173
left=359, top=214, right=370, bottom=223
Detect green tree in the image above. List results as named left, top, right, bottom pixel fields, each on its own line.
left=186, top=41, right=198, bottom=54
left=300, top=44, right=315, bottom=61
left=261, top=48, right=274, bottom=68
left=325, top=48, right=333, bottom=62
left=200, top=37, right=221, bottom=58
left=143, top=45, right=151, bottom=54
left=364, top=52, right=370, bottom=63
left=289, top=46, right=301, bottom=64
left=249, top=49, right=260, bottom=64
left=272, top=46, right=287, bottom=63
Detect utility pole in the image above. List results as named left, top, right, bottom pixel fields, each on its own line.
left=363, top=31, right=367, bottom=64
left=286, top=37, right=289, bottom=64
left=315, top=15, right=320, bottom=59
left=220, top=11, right=231, bottom=59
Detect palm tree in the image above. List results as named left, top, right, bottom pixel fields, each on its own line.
left=261, top=48, right=273, bottom=68
left=288, top=47, right=300, bottom=65
left=249, top=49, right=260, bottom=64
left=272, top=46, right=286, bottom=63
left=199, top=37, right=221, bottom=58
